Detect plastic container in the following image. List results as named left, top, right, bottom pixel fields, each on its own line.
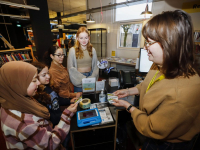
left=99, top=89, right=106, bottom=103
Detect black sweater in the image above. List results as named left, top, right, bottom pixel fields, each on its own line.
left=44, top=85, right=71, bottom=127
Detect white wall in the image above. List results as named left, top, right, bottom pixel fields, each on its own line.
left=87, top=0, right=200, bottom=59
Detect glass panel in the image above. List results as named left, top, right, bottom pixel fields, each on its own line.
left=89, top=29, right=107, bottom=59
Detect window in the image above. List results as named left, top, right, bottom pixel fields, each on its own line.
left=119, top=23, right=142, bottom=48
left=115, top=0, right=152, bottom=21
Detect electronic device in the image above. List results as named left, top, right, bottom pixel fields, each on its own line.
left=118, top=70, right=136, bottom=89
left=139, top=48, right=153, bottom=73
left=107, top=93, right=118, bottom=104
left=77, top=108, right=102, bottom=127
left=75, top=96, right=82, bottom=104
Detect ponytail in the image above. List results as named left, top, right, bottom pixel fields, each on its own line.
left=43, top=46, right=60, bottom=67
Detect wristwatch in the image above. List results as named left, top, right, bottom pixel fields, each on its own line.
left=126, top=104, right=133, bottom=113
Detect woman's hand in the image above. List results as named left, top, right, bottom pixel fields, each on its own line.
left=113, top=89, right=129, bottom=98
left=70, top=97, right=77, bottom=103
left=66, top=103, right=78, bottom=113
left=112, top=99, right=130, bottom=109
left=76, top=92, right=82, bottom=98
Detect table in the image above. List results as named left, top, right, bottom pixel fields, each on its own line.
left=69, top=83, right=137, bottom=150
left=70, top=93, right=118, bottom=150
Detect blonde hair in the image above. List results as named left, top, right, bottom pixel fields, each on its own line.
left=74, top=27, right=93, bottom=59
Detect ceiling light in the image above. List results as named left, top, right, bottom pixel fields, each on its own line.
left=51, top=26, right=58, bottom=32
left=57, top=24, right=64, bottom=29
left=27, top=29, right=33, bottom=32
left=0, top=1, right=40, bottom=10
left=86, top=14, right=95, bottom=23
left=140, top=4, right=153, bottom=17
left=56, top=19, right=64, bottom=29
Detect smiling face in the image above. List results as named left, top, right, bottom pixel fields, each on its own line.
left=77, top=31, right=89, bottom=47
left=27, top=72, right=40, bottom=96
left=38, top=66, right=50, bottom=85
left=50, top=48, right=64, bottom=65
left=146, top=38, right=164, bottom=65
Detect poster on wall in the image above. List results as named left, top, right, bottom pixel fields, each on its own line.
left=119, top=23, right=142, bottom=48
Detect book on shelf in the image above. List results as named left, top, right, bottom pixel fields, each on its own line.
left=0, top=53, right=31, bottom=62
left=0, top=52, right=32, bottom=67
left=90, top=102, right=114, bottom=125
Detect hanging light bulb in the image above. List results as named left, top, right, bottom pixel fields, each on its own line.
left=86, top=14, right=95, bottom=23
left=140, top=4, right=153, bottom=18
left=57, top=19, right=64, bottom=29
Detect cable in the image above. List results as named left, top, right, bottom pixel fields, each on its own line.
left=23, top=0, right=26, bottom=5
left=62, top=0, right=64, bottom=16
left=100, top=0, right=103, bottom=23
left=69, top=0, right=72, bottom=22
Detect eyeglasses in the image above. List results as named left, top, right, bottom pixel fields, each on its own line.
left=144, top=40, right=157, bottom=48
left=54, top=54, right=65, bottom=58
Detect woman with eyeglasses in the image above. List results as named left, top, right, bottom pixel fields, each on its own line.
left=67, top=27, right=99, bottom=92
left=112, top=10, right=200, bottom=149
left=44, top=46, right=82, bottom=99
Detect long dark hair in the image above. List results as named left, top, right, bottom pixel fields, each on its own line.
left=32, top=62, right=51, bottom=105
left=43, top=45, right=61, bottom=67
left=142, top=10, right=199, bottom=79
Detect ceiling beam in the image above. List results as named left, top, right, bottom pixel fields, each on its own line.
left=0, top=13, right=30, bottom=19
left=0, top=0, right=40, bottom=10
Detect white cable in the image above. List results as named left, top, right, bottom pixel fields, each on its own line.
left=23, top=0, right=26, bottom=5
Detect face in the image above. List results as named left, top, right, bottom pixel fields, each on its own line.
left=27, top=72, right=40, bottom=96
left=145, top=38, right=164, bottom=65
left=77, top=32, right=89, bottom=47
left=38, top=66, right=50, bottom=85
left=50, top=48, right=64, bottom=65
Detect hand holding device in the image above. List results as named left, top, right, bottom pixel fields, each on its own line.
left=67, top=103, right=78, bottom=113
left=76, top=92, right=82, bottom=98
left=111, top=99, right=130, bottom=108
left=75, top=96, right=82, bottom=104
left=113, top=89, right=129, bottom=98
left=107, top=93, right=118, bottom=104
left=70, top=97, right=77, bottom=103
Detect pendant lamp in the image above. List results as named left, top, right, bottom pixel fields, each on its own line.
left=140, top=4, right=153, bottom=17
left=86, top=14, right=95, bottom=23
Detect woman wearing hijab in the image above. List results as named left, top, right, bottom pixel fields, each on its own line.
left=0, top=61, right=77, bottom=149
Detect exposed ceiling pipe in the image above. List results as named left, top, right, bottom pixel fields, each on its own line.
left=0, top=0, right=40, bottom=10
left=0, top=22, right=12, bottom=25
left=0, top=13, right=30, bottom=19
left=50, top=0, right=153, bottom=20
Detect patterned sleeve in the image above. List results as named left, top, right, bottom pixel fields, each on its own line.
left=1, top=108, right=73, bottom=150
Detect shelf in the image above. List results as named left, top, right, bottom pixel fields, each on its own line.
left=72, top=125, right=115, bottom=148
left=108, top=60, right=136, bottom=66
left=0, top=48, right=37, bottom=67
left=75, top=141, right=113, bottom=149
left=0, top=48, right=31, bottom=53
left=194, top=42, right=200, bottom=45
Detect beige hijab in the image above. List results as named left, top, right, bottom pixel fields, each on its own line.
left=0, top=61, right=50, bottom=119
